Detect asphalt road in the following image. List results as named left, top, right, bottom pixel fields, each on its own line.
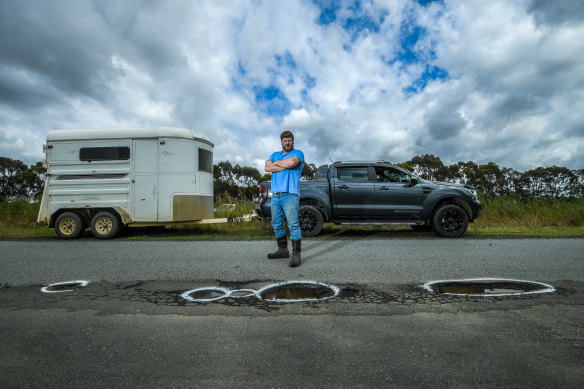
left=1, top=238, right=583, bottom=388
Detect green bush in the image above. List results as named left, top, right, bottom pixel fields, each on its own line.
left=0, top=198, right=40, bottom=226
left=214, top=192, right=256, bottom=218
left=475, top=196, right=584, bottom=227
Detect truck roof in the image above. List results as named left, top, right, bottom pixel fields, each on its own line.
left=46, top=127, right=214, bottom=147
left=332, top=160, right=394, bottom=166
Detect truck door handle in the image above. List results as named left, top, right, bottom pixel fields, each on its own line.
left=338, top=185, right=349, bottom=190
left=378, top=186, right=389, bottom=190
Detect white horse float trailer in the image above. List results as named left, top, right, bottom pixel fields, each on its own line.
left=37, top=127, right=222, bottom=239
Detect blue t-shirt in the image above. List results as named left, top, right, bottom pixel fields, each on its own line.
left=269, top=149, right=305, bottom=196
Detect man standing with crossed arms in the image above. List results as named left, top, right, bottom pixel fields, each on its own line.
left=264, top=130, right=305, bottom=267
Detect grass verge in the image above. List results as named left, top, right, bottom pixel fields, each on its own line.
left=1, top=197, right=583, bottom=240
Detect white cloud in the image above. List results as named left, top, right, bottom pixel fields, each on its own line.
left=0, top=0, right=582, bottom=172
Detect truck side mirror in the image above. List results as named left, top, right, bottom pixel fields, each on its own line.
left=405, top=179, right=418, bottom=187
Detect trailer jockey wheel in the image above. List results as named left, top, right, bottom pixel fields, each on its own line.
left=91, top=211, right=120, bottom=239
left=55, top=212, right=86, bottom=239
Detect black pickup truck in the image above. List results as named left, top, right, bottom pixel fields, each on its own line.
left=257, top=161, right=481, bottom=238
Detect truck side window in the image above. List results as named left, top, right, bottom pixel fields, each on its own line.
left=79, top=147, right=130, bottom=161
left=337, top=167, right=369, bottom=182
left=375, top=166, right=411, bottom=183
left=198, top=148, right=213, bottom=173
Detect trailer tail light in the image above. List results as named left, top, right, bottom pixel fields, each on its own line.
left=259, top=186, right=268, bottom=205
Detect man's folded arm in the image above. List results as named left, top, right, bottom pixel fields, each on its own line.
left=265, top=160, right=285, bottom=172
left=273, top=157, right=301, bottom=169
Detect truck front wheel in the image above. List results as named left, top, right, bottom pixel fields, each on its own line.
left=55, top=212, right=86, bottom=239
left=432, top=204, right=469, bottom=238
left=299, top=205, right=323, bottom=238
left=91, top=211, right=120, bottom=239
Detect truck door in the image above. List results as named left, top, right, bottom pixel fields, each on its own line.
left=373, top=166, right=424, bottom=218
left=133, top=140, right=159, bottom=220
left=331, top=166, right=375, bottom=218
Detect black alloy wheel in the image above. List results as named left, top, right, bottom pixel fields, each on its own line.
left=432, top=204, right=469, bottom=238
left=299, top=205, right=323, bottom=238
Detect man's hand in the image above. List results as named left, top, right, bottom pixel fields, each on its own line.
left=265, top=160, right=285, bottom=172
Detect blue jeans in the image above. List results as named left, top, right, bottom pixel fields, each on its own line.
left=271, top=192, right=301, bottom=241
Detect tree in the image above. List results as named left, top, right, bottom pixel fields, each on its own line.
left=500, top=167, right=524, bottom=197
left=301, top=163, right=317, bottom=180
left=25, top=161, right=46, bottom=198
left=213, top=161, right=263, bottom=201
left=523, top=166, right=580, bottom=198
left=396, top=162, right=414, bottom=172
left=476, top=162, right=505, bottom=197
left=407, top=154, right=446, bottom=181
left=0, top=157, right=45, bottom=200
left=457, top=161, right=507, bottom=196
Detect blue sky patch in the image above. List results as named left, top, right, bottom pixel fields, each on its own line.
left=313, top=0, right=340, bottom=25
left=254, top=85, right=292, bottom=117
left=398, top=24, right=426, bottom=64
left=403, top=65, right=450, bottom=95
left=417, top=0, right=443, bottom=7
left=275, top=52, right=297, bottom=69
left=344, top=14, right=383, bottom=35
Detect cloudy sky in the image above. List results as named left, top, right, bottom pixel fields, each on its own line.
left=1, top=0, right=583, bottom=172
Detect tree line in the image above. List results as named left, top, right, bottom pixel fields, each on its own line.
left=398, top=154, right=584, bottom=199
left=213, top=160, right=317, bottom=201
left=1, top=155, right=582, bottom=202
left=0, top=156, right=318, bottom=202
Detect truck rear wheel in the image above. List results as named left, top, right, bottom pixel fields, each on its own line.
left=91, top=211, right=120, bottom=239
left=55, top=212, right=86, bottom=239
left=432, top=204, right=468, bottom=238
left=299, top=205, right=323, bottom=238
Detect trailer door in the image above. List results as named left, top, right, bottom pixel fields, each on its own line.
left=133, top=140, right=159, bottom=220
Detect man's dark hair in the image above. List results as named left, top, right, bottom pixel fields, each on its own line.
left=280, top=130, right=294, bottom=140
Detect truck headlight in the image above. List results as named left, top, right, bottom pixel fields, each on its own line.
left=468, top=188, right=479, bottom=203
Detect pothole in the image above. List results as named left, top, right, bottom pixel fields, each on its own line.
left=257, top=281, right=340, bottom=302
left=181, top=281, right=340, bottom=303
left=422, top=278, right=555, bottom=297
left=41, top=280, right=90, bottom=293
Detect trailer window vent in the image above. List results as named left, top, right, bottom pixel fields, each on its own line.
left=198, top=148, right=213, bottom=173
left=57, top=174, right=128, bottom=180
left=80, top=147, right=130, bottom=161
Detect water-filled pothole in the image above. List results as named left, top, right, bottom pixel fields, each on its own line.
left=423, top=278, right=555, bottom=296
left=181, top=281, right=340, bottom=303
left=41, top=280, right=90, bottom=293
left=258, top=281, right=339, bottom=302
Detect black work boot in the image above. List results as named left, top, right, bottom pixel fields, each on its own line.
left=268, top=236, right=289, bottom=259
left=290, top=239, right=301, bottom=267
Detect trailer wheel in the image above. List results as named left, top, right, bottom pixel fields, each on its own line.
left=91, top=211, right=120, bottom=239
left=299, top=205, right=323, bottom=238
left=55, top=212, right=86, bottom=239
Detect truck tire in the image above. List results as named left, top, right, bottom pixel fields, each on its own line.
left=91, top=211, right=120, bottom=239
left=299, top=205, right=323, bottom=238
left=432, top=204, right=468, bottom=238
left=55, top=212, right=86, bottom=239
